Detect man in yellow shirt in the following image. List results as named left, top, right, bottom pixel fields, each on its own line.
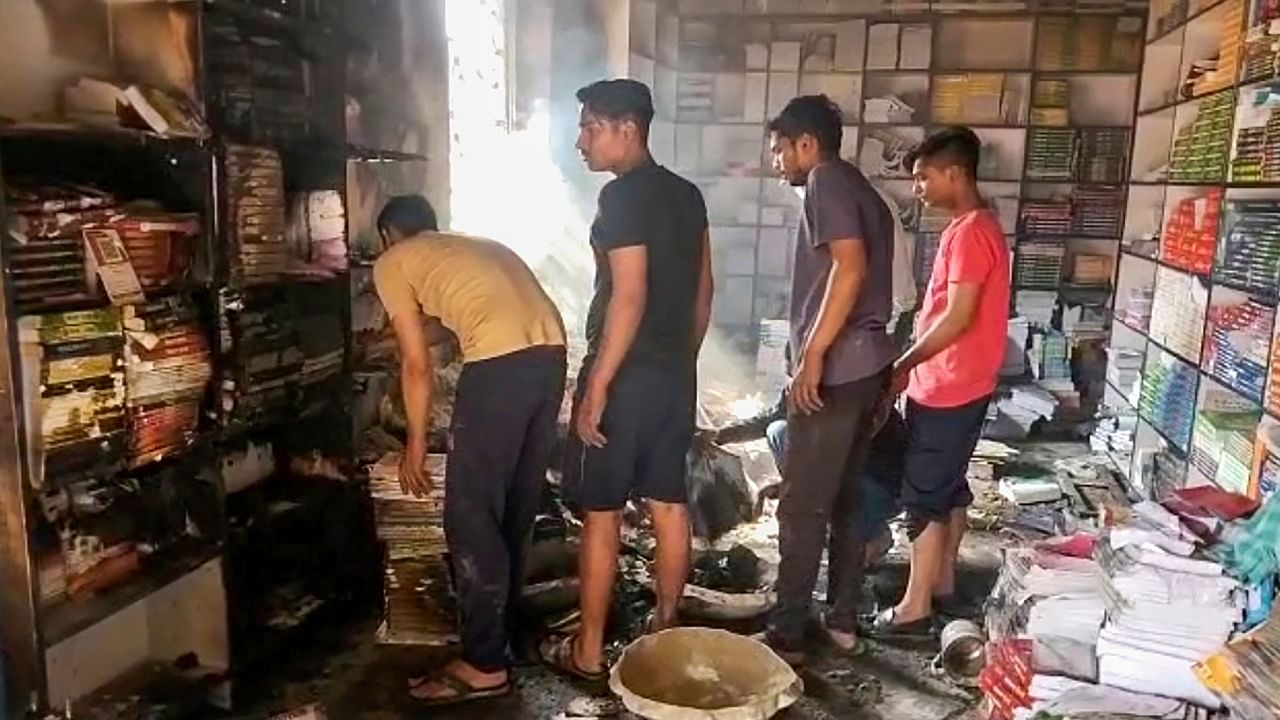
left=372, top=195, right=567, bottom=706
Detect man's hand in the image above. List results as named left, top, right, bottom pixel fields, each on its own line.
left=576, top=385, right=609, bottom=448
left=399, top=440, right=432, bottom=498
left=890, top=364, right=911, bottom=397
left=789, top=350, right=826, bottom=415
left=868, top=366, right=911, bottom=434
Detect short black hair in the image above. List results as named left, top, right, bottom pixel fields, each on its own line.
left=767, top=95, right=843, bottom=156
left=907, top=127, right=981, bottom=178
left=576, top=79, right=654, bottom=140
left=377, top=195, right=438, bottom=237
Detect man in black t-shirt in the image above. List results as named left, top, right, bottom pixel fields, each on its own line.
left=540, top=79, right=713, bottom=682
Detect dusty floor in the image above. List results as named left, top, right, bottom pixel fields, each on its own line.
left=224, top=442, right=1094, bottom=719
left=224, top=532, right=1002, bottom=719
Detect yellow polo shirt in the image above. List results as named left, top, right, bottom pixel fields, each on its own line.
left=373, top=232, right=565, bottom=363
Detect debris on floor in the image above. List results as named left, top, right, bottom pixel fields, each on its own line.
left=65, top=661, right=229, bottom=720
left=685, top=437, right=756, bottom=540
left=57, top=436, right=1159, bottom=720
left=690, top=544, right=763, bottom=593
left=819, top=668, right=884, bottom=707
left=998, top=476, right=1064, bottom=505
left=555, top=694, right=623, bottom=718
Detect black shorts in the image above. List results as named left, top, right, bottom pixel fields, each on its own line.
left=563, top=360, right=694, bottom=512
left=902, top=394, right=991, bottom=529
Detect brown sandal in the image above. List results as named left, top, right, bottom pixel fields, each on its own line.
left=408, top=672, right=510, bottom=706
left=539, top=633, right=608, bottom=683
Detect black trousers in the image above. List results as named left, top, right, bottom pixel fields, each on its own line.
left=443, top=346, right=566, bottom=672
left=768, top=368, right=889, bottom=647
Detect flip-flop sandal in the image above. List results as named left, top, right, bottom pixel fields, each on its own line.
left=539, top=634, right=608, bottom=684
left=407, top=671, right=480, bottom=690
left=409, top=673, right=511, bottom=707
left=862, top=607, right=935, bottom=638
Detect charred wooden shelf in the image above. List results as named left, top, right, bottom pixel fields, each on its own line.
left=41, top=541, right=223, bottom=647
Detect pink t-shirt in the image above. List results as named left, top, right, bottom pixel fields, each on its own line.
left=907, top=208, right=1010, bottom=408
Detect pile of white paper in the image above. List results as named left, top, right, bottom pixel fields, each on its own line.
left=1108, top=348, right=1145, bottom=400
left=1027, top=594, right=1106, bottom=643
left=1016, top=552, right=1105, bottom=601
left=1000, top=477, right=1063, bottom=505
left=1094, top=505, right=1243, bottom=708
left=990, top=498, right=1246, bottom=718
left=1090, top=410, right=1137, bottom=458
left=1000, top=550, right=1108, bottom=681
left=995, top=384, right=1059, bottom=436
left=1020, top=676, right=1186, bottom=719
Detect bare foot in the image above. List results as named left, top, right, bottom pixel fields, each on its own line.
left=648, top=607, right=679, bottom=633
left=408, top=659, right=507, bottom=701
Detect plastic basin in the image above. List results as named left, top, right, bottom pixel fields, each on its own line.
left=609, top=627, right=803, bottom=720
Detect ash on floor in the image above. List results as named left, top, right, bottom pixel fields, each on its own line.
left=217, top=525, right=1003, bottom=720
left=136, top=441, right=1102, bottom=720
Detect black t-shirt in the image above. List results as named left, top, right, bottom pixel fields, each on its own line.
left=585, top=158, right=708, bottom=367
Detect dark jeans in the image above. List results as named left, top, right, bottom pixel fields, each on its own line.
left=443, top=346, right=566, bottom=672
left=768, top=368, right=889, bottom=646
left=765, top=413, right=903, bottom=545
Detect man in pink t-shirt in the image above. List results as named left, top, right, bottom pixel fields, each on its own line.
left=866, top=127, right=1010, bottom=636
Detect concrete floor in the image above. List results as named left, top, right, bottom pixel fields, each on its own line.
left=228, top=530, right=1002, bottom=720
left=228, top=441, right=1097, bottom=719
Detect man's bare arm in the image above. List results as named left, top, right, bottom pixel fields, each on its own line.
left=587, top=246, right=648, bottom=394
left=576, top=246, right=647, bottom=446
left=693, top=229, right=713, bottom=355
left=790, top=237, right=867, bottom=414
left=392, top=313, right=435, bottom=449
left=802, top=237, right=868, bottom=358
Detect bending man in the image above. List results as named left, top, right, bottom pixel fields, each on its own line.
left=373, top=195, right=567, bottom=705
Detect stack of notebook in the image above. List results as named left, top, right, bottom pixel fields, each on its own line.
left=369, top=452, right=457, bottom=645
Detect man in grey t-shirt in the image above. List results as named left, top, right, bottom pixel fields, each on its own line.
left=763, top=95, right=895, bottom=664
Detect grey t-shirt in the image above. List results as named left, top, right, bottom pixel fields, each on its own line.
left=788, top=159, right=896, bottom=385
